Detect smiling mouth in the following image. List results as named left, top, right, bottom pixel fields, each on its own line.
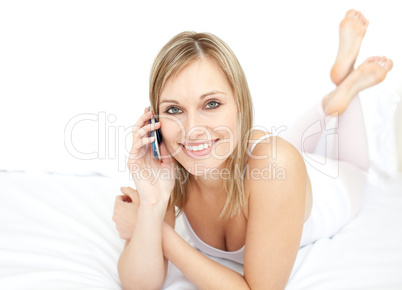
left=179, top=139, right=219, bottom=152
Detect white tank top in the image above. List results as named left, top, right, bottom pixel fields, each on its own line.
left=181, top=133, right=272, bottom=264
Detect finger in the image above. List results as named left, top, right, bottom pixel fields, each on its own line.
left=134, top=122, right=161, bottom=140
left=114, top=195, right=123, bottom=211
left=159, top=141, right=177, bottom=166
left=131, top=136, right=157, bottom=154
left=134, top=108, right=154, bottom=132
left=130, top=120, right=160, bottom=157
left=121, top=195, right=131, bottom=202
left=130, top=110, right=154, bottom=149
left=120, top=187, right=140, bottom=202
left=115, top=193, right=132, bottom=203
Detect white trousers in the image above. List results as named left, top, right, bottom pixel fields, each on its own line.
left=280, top=96, right=369, bottom=246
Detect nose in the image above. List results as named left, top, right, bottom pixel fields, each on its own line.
left=184, top=112, right=211, bottom=140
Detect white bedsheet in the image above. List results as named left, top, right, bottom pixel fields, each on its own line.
left=0, top=168, right=401, bottom=289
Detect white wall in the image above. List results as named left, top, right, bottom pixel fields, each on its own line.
left=1, top=0, right=401, bottom=185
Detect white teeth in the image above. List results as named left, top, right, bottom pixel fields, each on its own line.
left=185, top=140, right=216, bottom=152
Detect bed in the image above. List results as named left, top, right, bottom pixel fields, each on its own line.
left=1, top=89, right=401, bottom=289
left=0, top=168, right=402, bottom=289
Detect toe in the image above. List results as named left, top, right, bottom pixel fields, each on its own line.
left=384, top=59, right=394, bottom=71
left=361, top=14, right=369, bottom=26
left=346, top=9, right=357, bottom=17
left=366, top=56, right=378, bottom=63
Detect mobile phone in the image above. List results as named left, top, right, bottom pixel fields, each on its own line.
left=149, top=106, right=162, bottom=160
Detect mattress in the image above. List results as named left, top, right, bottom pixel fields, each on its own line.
left=0, top=168, right=401, bottom=289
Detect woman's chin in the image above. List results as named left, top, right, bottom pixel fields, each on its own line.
left=181, top=159, right=229, bottom=177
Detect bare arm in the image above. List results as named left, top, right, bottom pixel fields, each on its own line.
left=161, top=222, right=251, bottom=290
left=117, top=201, right=167, bottom=290
left=117, top=106, right=177, bottom=289
left=116, top=191, right=176, bottom=290
left=244, top=136, right=307, bottom=289
left=114, top=188, right=176, bottom=288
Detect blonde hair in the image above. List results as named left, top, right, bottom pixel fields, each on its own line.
left=149, top=31, right=253, bottom=219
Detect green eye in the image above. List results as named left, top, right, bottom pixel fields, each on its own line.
left=166, top=107, right=182, bottom=114
left=165, top=100, right=221, bottom=114
left=206, top=100, right=220, bottom=109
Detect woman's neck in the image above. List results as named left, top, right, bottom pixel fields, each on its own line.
left=188, top=171, right=226, bottom=202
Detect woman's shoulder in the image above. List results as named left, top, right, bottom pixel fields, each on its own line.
left=247, top=130, right=270, bottom=153
left=247, top=129, right=299, bottom=157
left=245, top=129, right=299, bottom=177
left=243, top=130, right=306, bottom=217
left=249, top=129, right=271, bottom=142
left=245, top=129, right=304, bottom=183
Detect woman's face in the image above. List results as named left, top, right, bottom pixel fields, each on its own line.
left=158, top=57, right=239, bottom=176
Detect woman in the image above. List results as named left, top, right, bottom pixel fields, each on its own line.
left=113, top=9, right=393, bottom=289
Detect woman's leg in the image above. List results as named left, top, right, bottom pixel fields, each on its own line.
left=330, top=9, right=369, bottom=86
left=281, top=8, right=371, bottom=163
left=282, top=56, right=393, bottom=167
left=281, top=56, right=393, bottom=224
left=280, top=95, right=369, bottom=171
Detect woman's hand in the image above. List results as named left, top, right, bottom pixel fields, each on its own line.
left=127, top=106, right=177, bottom=208
left=112, top=187, right=140, bottom=240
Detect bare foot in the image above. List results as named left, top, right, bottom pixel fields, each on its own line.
left=323, top=56, right=393, bottom=115
left=330, top=9, right=369, bottom=86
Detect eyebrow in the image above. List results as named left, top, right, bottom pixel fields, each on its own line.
left=159, top=91, right=226, bottom=105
